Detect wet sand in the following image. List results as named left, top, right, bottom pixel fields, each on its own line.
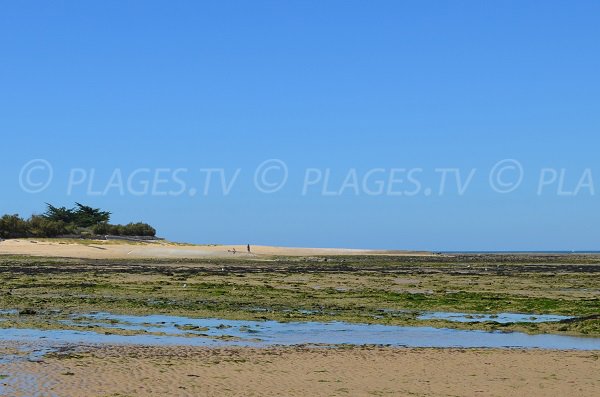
left=0, top=239, right=430, bottom=259
left=1, top=345, right=598, bottom=397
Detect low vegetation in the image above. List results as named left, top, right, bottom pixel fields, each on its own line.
left=0, top=254, right=597, bottom=336
left=0, top=203, right=156, bottom=239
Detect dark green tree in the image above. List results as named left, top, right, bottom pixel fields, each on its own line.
left=73, top=203, right=111, bottom=227
left=43, top=204, right=77, bottom=224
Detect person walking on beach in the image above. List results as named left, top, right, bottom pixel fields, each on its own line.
left=247, top=244, right=251, bottom=253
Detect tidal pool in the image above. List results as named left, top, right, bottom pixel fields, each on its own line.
left=417, top=312, right=574, bottom=324
left=0, top=312, right=598, bottom=350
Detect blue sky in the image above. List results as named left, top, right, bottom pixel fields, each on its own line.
left=1, top=1, right=599, bottom=250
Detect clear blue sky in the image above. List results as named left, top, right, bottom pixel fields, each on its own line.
left=1, top=1, right=599, bottom=251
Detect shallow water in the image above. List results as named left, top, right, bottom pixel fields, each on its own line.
left=417, top=312, right=574, bottom=324
left=0, top=309, right=17, bottom=317
left=1, top=312, right=598, bottom=350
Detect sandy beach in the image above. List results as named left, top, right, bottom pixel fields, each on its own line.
left=0, top=243, right=598, bottom=396
left=0, top=238, right=430, bottom=259
left=1, top=345, right=598, bottom=397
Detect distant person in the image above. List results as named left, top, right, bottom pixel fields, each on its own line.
left=247, top=244, right=251, bottom=253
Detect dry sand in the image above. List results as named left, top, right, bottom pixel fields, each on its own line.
left=0, top=238, right=430, bottom=259
left=1, top=345, right=598, bottom=397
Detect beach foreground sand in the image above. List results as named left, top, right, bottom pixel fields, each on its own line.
left=1, top=345, right=598, bottom=397
left=0, top=238, right=430, bottom=259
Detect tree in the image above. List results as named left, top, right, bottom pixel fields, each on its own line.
left=73, top=203, right=111, bottom=227
left=43, top=204, right=76, bottom=224
left=43, top=203, right=111, bottom=227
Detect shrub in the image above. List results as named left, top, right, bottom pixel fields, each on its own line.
left=28, top=215, right=69, bottom=237
left=92, top=222, right=156, bottom=237
left=0, top=214, right=29, bottom=238
left=92, top=222, right=111, bottom=235
left=120, top=222, right=156, bottom=236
